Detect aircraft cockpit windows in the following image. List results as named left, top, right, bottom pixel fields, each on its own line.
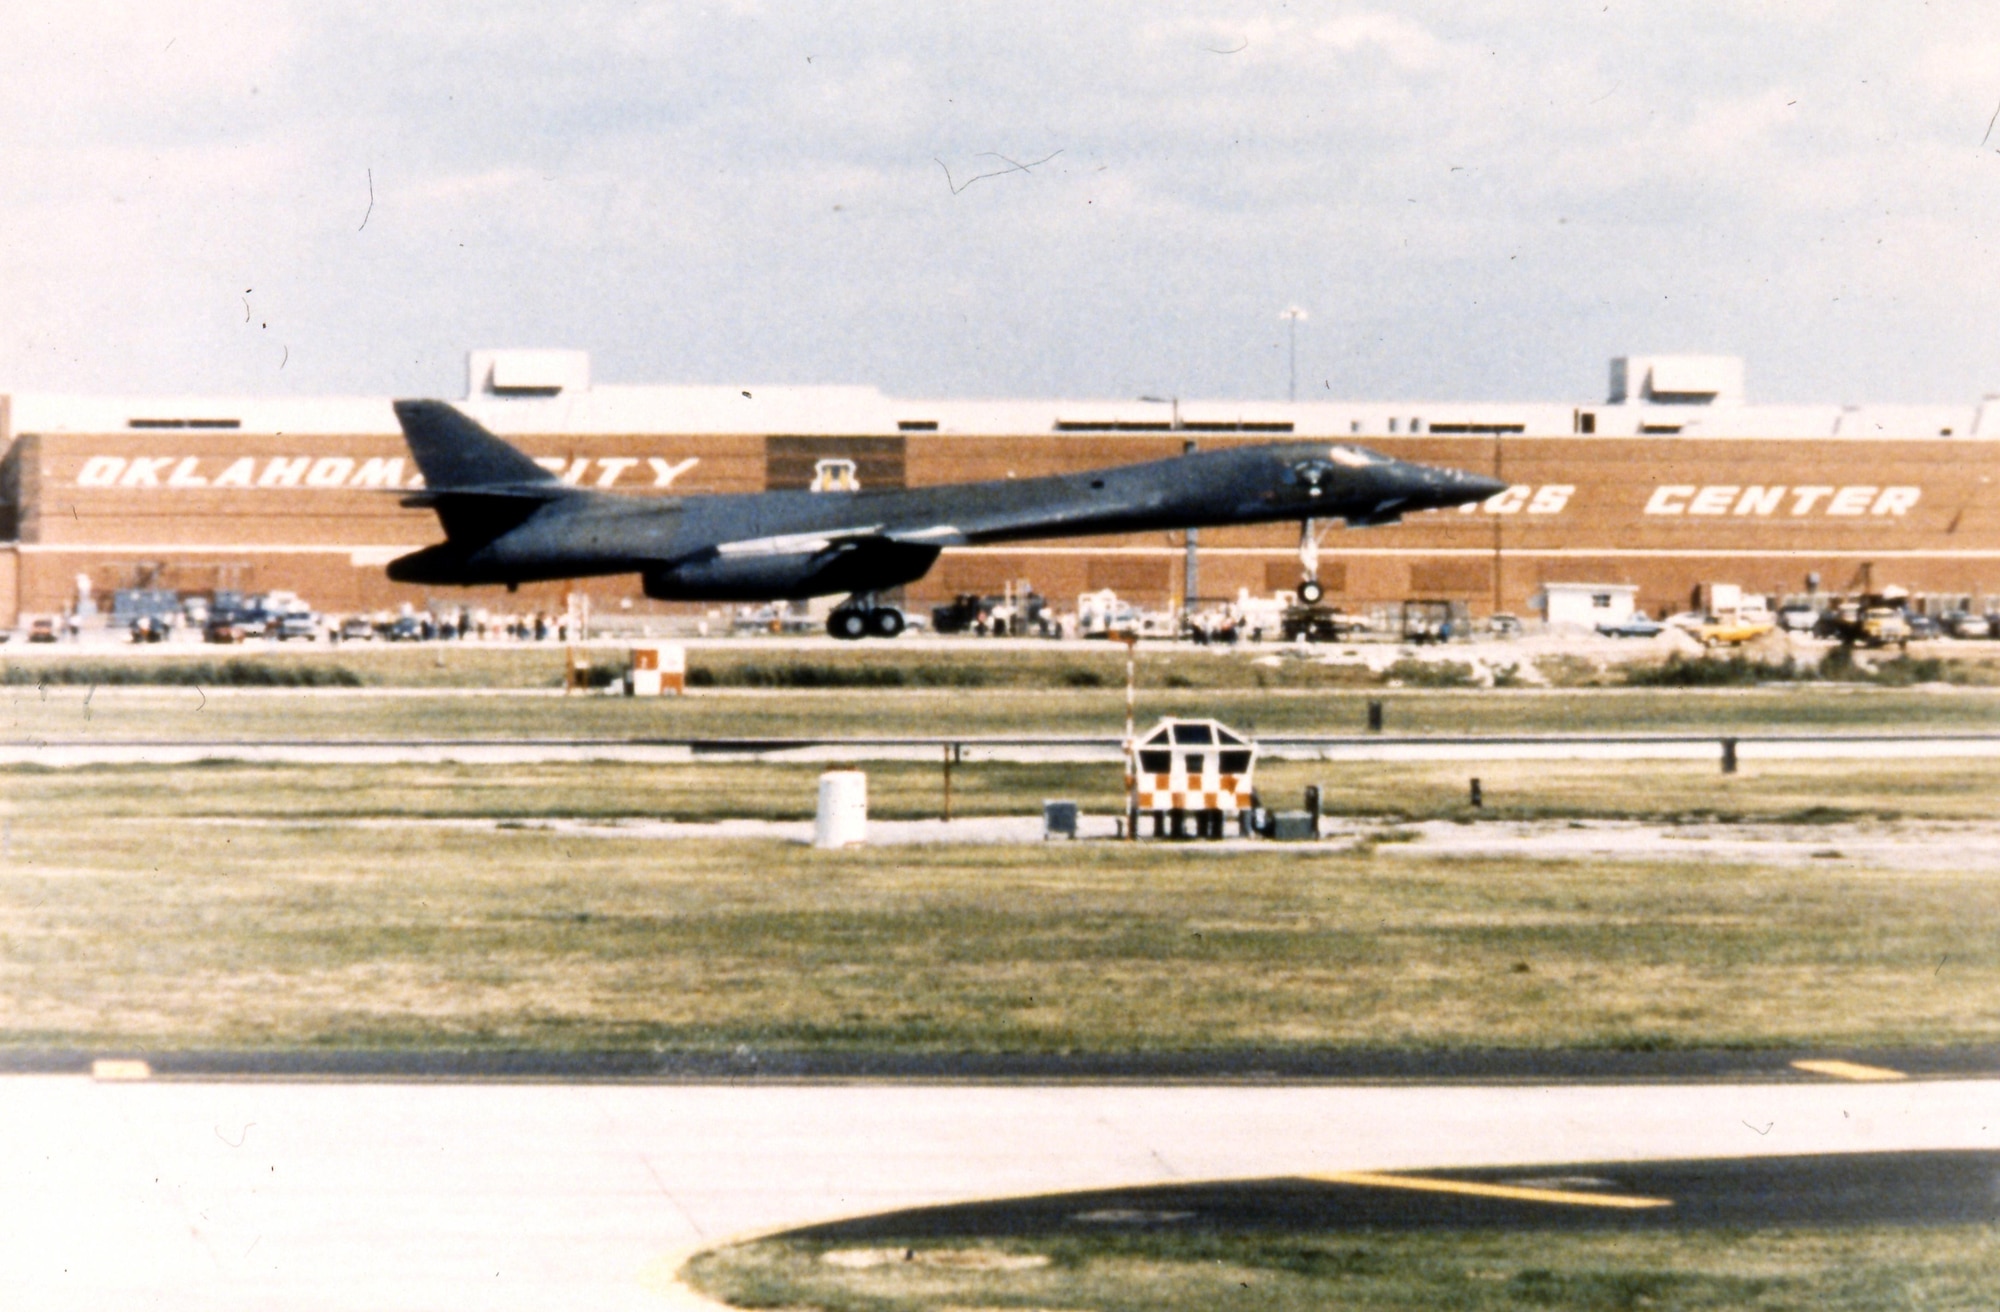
left=1184, top=754, right=1205, bottom=775
left=1145, top=728, right=1172, bottom=745
left=1219, top=750, right=1252, bottom=774
left=1216, top=727, right=1246, bottom=745
left=1171, top=724, right=1214, bottom=745
left=1286, top=459, right=1335, bottom=497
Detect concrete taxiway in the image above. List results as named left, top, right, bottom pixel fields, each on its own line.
left=5, top=1074, right=1996, bottom=1312
left=789, top=1149, right=2000, bottom=1240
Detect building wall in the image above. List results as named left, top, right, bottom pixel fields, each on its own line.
left=7, top=423, right=2000, bottom=625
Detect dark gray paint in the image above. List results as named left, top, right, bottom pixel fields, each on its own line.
left=387, top=399, right=1508, bottom=602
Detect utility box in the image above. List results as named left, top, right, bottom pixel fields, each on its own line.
left=1043, top=800, right=1079, bottom=839
left=815, top=771, right=868, bottom=849
left=1130, top=717, right=1258, bottom=840
left=1268, top=811, right=1317, bottom=841
left=628, top=644, right=686, bottom=696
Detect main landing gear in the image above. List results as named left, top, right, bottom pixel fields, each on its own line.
left=827, top=595, right=905, bottom=640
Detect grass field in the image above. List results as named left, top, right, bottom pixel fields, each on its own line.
left=9, top=680, right=2000, bottom=742
left=686, top=1226, right=2000, bottom=1311
left=8, top=756, right=2000, bottom=824
left=3, top=756, right=1996, bottom=1052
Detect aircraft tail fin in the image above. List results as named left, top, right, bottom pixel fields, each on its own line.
left=392, top=400, right=559, bottom=491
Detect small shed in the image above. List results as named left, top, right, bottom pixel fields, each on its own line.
left=1129, top=717, right=1258, bottom=839
left=1537, top=582, right=1638, bottom=628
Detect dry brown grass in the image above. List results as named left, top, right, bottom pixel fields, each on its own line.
left=691, top=1226, right=2000, bottom=1311
left=2, top=756, right=1996, bottom=1052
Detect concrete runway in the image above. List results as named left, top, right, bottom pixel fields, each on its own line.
left=6, top=1074, right=1996, bottom=1312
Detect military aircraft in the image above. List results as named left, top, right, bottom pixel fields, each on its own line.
left=386, top=400, right=1507, bottom=638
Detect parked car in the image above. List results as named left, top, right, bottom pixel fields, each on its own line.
left=1596, top=615, right=1665, bottom=638
left=1697, top=617, right=1776, bottom=647
left=129, top=614, right=171, bottom=643
left=1817, top=601, right=1911, bottom=648
left=1281, top=604, right=1363, bottom=643
left=1775, top=602, right=1821, bottom=632
left=204, top=615, right=256, bottom=643
left=1904, top=613, right=1941, bottom=641
left=336, top=616, right=377, bottom=642
left=271, top=612, right=320, bottom=641
left=383, top=614, right=428, bottom=642
left=28, top=617, right=58, bottom=643
left=1488, top=613, right=1523, bottom=638
left=1941, top=610, right=1992, bottom=639
left=931, top=593, right=1000, bottom=635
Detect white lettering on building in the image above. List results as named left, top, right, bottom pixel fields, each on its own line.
left=1455, top=484, right=1575, bottom=514
left=77, top=456, right=127, bottom=486
left=213, top=458, right=256, bottom=487
left=1644, top=485, right=1694, bottom=515
left=350, top=457, right=406, bottom=488
left=258, top=456, right=311, bottom=487
left=1871, top=486, right=1920, bottom=515
left=1687, top=485, right=1737, bottom=515
left=594, top=457, right=638, bottom=488
left=305, top=457, right=356, bottom=487
left=648, top=457, right=700, bottom=488
left=117, top=457, right=176, bottom=487
left=69, top=452, right=701, bottom=491
left=1640, top=484, right=1923, bottom=517
left=1733, top=485, right=1784, bottom=515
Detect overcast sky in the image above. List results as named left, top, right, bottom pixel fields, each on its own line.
left=5, top=2, right=2000, bottom=405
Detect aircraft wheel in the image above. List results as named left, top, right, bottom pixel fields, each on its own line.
left=828, top=609, right=868, bottom=640
left=866, top=607, right=905, bottom=638
left=1298, top=578, right=1323, bottom=604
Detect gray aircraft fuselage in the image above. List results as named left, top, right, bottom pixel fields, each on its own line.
left=386, top=400, right=1508, bottom=603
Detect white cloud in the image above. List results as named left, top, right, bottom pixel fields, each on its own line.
left=2, top=2, right=2000, bottom=404
left=1310, top=13, right=1448, bottom=69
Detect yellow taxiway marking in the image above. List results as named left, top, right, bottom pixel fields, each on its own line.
left=1308, top=1170, right=1672, bottom=1210
left=90, top=1059, right=152, bottom=1082
left=1791, top=1059, right=1908, bottom=1082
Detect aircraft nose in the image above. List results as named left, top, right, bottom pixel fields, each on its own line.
left=1392, top=461, right=1507, bottom=510
left=1459, top=472, right=1510, bottom=505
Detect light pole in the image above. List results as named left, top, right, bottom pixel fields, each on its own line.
left=1142, top=395, right=1195, bottom=616
left=1281, top=306, right=1308, bottom=403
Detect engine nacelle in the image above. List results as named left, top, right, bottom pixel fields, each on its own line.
left=642, top=538, right=940, bottom=601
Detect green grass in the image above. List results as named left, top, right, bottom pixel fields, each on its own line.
left=9, top=681, right=2000, bottom=743
left=7, top=756, right=2000, bottom=824
left=3, top=758, right=1997, bottom=1052
left=687, top=1226, right=2000, bottom=1311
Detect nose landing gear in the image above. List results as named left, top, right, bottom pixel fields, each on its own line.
left=1295, top=518, right=1325, bottom=603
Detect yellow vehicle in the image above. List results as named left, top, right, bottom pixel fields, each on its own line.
left=1697, top=617, right=1776, bottom=647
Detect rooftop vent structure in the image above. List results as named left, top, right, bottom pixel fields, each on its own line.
left=468, top=349, right=591, bottom=398
left=1609, top=355, right=1744, bottom=407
